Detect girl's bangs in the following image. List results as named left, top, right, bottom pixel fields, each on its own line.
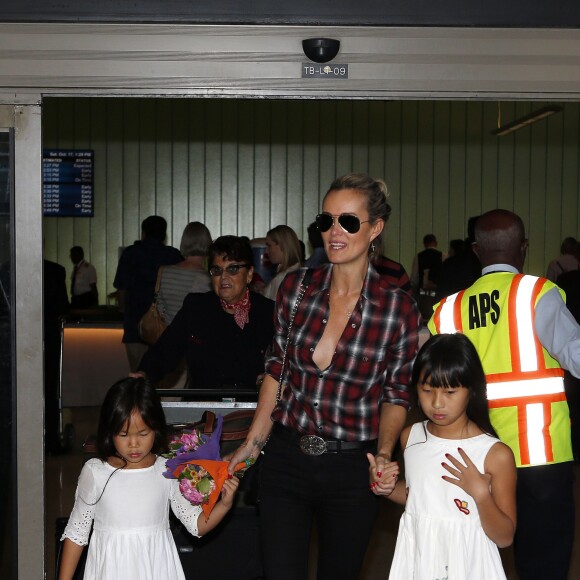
left=417, top=354, right=469, bottom=389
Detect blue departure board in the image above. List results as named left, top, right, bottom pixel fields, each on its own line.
left=43, top=149, right=94, bottom=217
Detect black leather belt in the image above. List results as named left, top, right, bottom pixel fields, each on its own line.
left=272, top=423, right=376, bottom=456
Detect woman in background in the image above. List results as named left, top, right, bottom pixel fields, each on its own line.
left=157, top=221, right=212, bottom=324
left=546, top=236, right=580, bottom=283
left=152, top=222, right=212, bottom=392
left=262, top=224, right=303, bottom=300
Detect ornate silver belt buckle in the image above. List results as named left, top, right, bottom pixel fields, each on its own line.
left=299, top=435, right=327, bottom=456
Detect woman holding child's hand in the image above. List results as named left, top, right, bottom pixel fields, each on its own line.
left=367, top=453, right=400, bottom=496
left=228, top=174, right=421, bottom=580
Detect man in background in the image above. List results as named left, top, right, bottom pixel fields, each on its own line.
left=114, top=216, right=182, bottom=371
left=69, top=245, right=98, bottom=309
left=435, top=217, right=481, bottom=301
left=555, top=267, right=580, bottom=463
left=546, top=236, right=580, bottom=282
left=372, top=253, right=413, bottom=295
left=304, top=221, right=328, bottom=268
left=411, top=233, right=442, bottom=320
left=44, top=257, right=69, bottom=454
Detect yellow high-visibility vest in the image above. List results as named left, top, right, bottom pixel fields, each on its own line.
left=428, top=272, right=573, bottom=468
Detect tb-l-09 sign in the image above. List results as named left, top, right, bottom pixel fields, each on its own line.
left=302, top=64, right=349, bottom=79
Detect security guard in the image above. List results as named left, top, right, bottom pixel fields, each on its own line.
left=428, top=209, right=580, bottom=580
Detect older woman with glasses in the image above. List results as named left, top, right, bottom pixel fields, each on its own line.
left=228, top=174, right=421, bottom=580
left=136, top=236, right=274, bottom=392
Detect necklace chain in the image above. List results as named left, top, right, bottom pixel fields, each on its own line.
left=329, top=293, right=356, bottom=318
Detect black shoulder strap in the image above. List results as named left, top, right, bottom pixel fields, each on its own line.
left=301, top=266, right=314, bottom=289
left=275, top=267, right=314, bottom=404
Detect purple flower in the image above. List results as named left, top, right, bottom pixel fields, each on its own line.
left=179, top=432, right=201, bottom=453
left=163, top=416, right=224, bottom=479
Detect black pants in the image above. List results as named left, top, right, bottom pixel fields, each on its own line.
left=259, top=426, right=379, bottom=580
left=564, top=372, right=580, bottom=461
left=514, top=462, right=575, bottom=580
left=71, top=292, right=96, bottom=309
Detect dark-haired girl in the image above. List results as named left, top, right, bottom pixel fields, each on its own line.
left=370, top=333, right=517, bottom=579
left=58, top=378, right=238, bottom=580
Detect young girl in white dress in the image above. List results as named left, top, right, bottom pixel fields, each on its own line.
left=58, top=377, right=239, bottom=580
left=369, top=333, right=517, bottom=580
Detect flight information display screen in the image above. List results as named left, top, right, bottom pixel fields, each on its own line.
left=43, top=149, right=94, bottom=217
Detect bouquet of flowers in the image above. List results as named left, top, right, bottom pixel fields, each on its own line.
left=178, top=463, right=216, bottom=507
left=162, top=415, right=253, bottom=518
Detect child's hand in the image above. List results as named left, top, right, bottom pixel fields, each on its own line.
left=367, top=453, right=399, bottom=496
left=441, top=447, right=492, bottom=502
left=220, top=476, right=240, bottom=509
left=197, top=476, right=241, bottom=535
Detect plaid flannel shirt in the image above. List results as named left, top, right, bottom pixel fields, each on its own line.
left=265, top=263, right=420, bottom=441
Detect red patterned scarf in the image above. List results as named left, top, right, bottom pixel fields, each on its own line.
left=220, top=287, right=251, bottom=329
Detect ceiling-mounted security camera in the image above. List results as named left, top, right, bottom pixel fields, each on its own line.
left=302, top=38, right=340, bottom=63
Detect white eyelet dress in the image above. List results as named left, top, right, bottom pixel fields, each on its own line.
left=62, top=456, right=202, bottom=580
left=389, top=421, right=507, bottom=580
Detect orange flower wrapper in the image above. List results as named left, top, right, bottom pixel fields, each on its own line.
left=172, top=459, right=249, bottom=519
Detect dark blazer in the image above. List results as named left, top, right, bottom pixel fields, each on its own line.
left=139, top=290, right=275, bottom=390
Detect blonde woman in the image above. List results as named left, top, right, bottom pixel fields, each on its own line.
left=262, top=224, right=303, bottom=300
left=229, top=174, right=421, bottom=580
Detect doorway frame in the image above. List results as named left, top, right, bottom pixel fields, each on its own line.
left=2, top=22, right=580, bottom=577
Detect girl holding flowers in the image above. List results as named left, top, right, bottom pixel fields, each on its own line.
left=58, top=377, right=239, bottom=580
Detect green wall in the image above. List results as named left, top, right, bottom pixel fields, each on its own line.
left=42, top=97, right=580, bottom=302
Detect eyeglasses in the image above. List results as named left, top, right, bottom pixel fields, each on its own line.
left=209, top=264, right=250, bottom=277
left=315, top=212, right=370, bottom=234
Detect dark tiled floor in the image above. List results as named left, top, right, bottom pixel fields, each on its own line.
left=46, top=408, right=580, bottom=579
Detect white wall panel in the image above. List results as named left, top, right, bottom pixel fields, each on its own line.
left=43, top=97, right=580, bottom=299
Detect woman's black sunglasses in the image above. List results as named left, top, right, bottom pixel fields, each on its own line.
left=315, top=212, right=370, bottom=234
left=209, top=263, right=250, bottom=276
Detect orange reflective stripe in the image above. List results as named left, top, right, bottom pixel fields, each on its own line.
left=518, top=404, right=530, bottom=465
left=488, top=391, right=567, bottom=408
left=543, top=402, right=554, bottom=462
left=453, top=290, right=465, bottom=332
left=486, top=367, right=564, bottom=384
left=531, top=278, right=547, bottom=371
left=508, top=274, right=523, bottom=372
left=504, top=395, right=565, bottom=466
